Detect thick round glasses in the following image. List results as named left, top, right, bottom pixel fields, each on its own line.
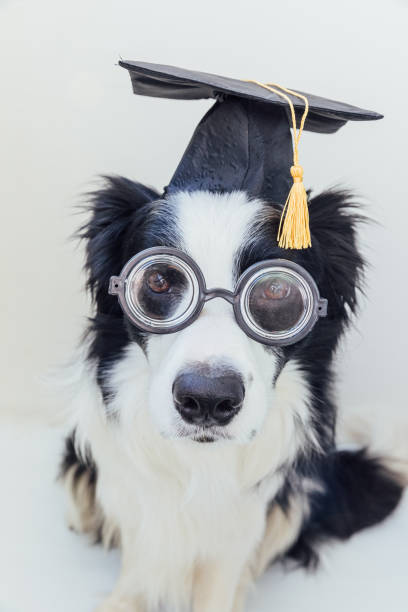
left=109, top=247, right=327, bottom=346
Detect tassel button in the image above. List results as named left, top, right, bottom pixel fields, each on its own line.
left=290, top=165, right=304, bottom=182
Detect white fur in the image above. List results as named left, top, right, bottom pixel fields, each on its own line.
left=145, top=192, right=281, bottom=444
left=337, top=404, right=408, bottom=486
left=66, top=346, right=314, bottom=612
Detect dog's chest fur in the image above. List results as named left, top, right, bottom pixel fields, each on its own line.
left=73, top=351, right=310, bottom=604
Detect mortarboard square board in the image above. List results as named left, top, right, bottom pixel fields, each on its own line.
left=118, top=60, right=382, bottom=248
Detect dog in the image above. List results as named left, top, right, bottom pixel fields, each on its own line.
left=60, top=177, right=405, bottom=612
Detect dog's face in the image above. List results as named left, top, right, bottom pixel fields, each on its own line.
left=143, top=191, right=281, bottom=444
left=84, top=179, right=362, bottom=448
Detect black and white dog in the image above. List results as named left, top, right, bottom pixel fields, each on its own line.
left=61, top=177, right=405, bottom=612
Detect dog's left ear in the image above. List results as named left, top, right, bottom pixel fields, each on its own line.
left=79, top=176, right=159, bottom=315
left=308, top=189, right=365, bottom=338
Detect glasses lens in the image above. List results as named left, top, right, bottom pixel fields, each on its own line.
left=125, top=255, right=199, bottom=329
left=243, top=270, right=312, bottom=339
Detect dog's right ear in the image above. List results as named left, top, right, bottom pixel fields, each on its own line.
left=78, top=176, right=159, bottom=314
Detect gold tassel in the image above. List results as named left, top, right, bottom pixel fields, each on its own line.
left=278, top=165, right=311, bottom=249
left=244, top=80, right=311, bottom=249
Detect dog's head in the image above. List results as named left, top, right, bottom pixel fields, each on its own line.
left=81, top=177, right=363, bottom=447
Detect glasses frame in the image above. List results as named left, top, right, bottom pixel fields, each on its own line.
left=109, top=247, right=328, bottom=346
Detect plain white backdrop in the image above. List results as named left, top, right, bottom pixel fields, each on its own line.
left=0, top=0, right=407, bottom=610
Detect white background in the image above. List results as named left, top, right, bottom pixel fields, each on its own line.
left=0, top=0, right=407, bottom=610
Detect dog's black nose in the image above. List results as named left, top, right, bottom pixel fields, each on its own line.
left=173, top=370, right=244, bottom=426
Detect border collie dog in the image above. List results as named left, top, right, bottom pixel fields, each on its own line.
left=61, top=178, right=405, bottom=612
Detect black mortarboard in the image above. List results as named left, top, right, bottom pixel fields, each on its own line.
left=119, top=60, right=382, bottom=249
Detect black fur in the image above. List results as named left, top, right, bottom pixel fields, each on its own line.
left=237, top=189, right=365, bottom=458
left=61, top=177, right=403, bottom=570
left=77, top=176, right=180, bottom=399
left=286, top=449, right=403, bottom=567
left=60, top=430, right=97, bottom=487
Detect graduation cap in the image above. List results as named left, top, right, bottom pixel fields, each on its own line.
left=119, top=60, right=382, bottom=249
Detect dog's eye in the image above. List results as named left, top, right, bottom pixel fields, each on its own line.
left=147, top=272, right=170, bottom=293
left=247, top=272, right=305, bottom=333
left=263, top=279, right=291, bottom=300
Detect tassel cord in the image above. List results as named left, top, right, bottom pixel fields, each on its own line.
left=244, top=80, right=311, bottom=249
